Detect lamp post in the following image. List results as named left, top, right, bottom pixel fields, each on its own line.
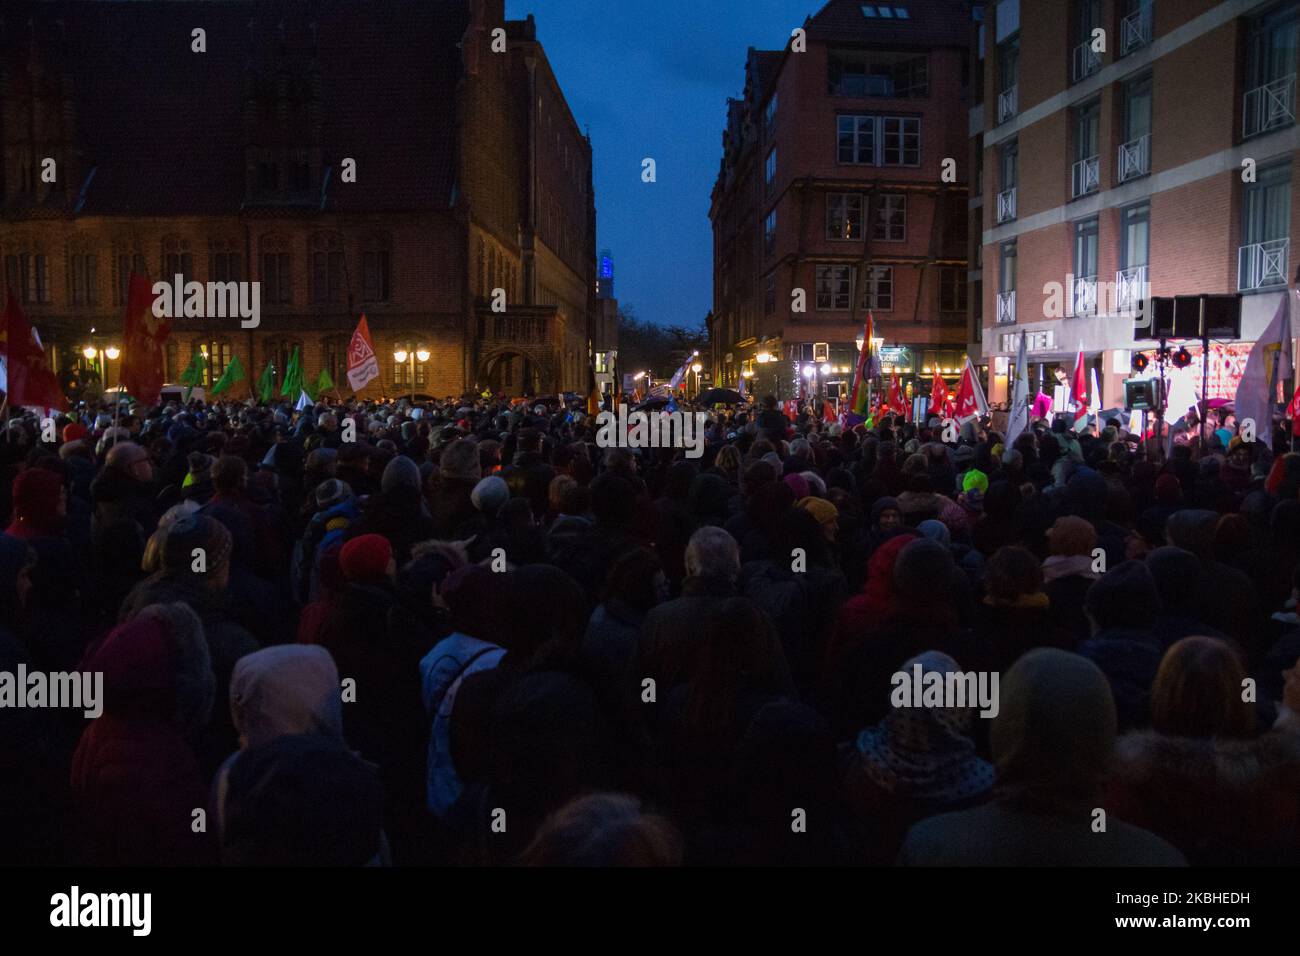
left=393, top=346, right=429, bottom=404
left=82, top=342, right=121, bottom=392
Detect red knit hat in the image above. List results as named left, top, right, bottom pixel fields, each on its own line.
left=338, top=534, right=393, bottom=584
left=63, top=422, right=89, bottom=443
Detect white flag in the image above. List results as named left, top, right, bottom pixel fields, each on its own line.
left=1005, top=332, right=1030, bottom=448
left=1234, top=288, right=1294, bottom=441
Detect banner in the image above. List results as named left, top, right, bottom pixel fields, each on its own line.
left=346, top=315, right=381, bottom=393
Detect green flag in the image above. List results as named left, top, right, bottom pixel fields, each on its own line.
left=316, top=367, right=335, bottom=396
left=256, top=362, right=277, bottom=404
left=280, top=346, right=304, bottom=398
left=179, top=350, right=208, bottom=402
left=209, top=354, right=247, bottom=397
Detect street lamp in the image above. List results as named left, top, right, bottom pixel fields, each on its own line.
left=394, top=346, right=429, bottom=403
left=82, top=341, right=121, bottom=391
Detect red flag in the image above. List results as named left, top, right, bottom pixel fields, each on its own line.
left=1, top=290, right=66, bottom=411
left=822, top=400, right=836, bottom=424
left=782, top=399, right=799, bottom=422
left=346, top=315, right=381, bottom=393
left=1070, top=346, right=1089, bottom=428
left=953, top=360, right=987, bottom=421
left=120, top=272, right=170, bottom=406
left=1289, top=381, right=1300, bottom=437
left=887, top=373, right=907, bottom=419
left=929, top=369, right=950, bottom=420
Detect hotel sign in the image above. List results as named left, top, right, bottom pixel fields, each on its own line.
left=999, top=329, right=1056, bottom=353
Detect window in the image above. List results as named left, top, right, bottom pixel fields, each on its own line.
left=362, top=236, right=392, bottom=302
left=115, top=252, right=148, bottom=305
left=1000, top=241, right=1017, bottom=292
left=765, top=148, right=777, bottom=194
left=837, top=115, right=875, bottom=164
left=4, top=254, right=28, bottom=303
left=765, top=209, right=777, bottom=254
left=1243, top=162, right=1291, bottom=247
left=162, top=236, right=192, bottom=283
left=827, top=193, right=864, bottom=240
left=940, top=266, right=968, bottom=312
left=816, top=265, right=854, bottom=310
left=1071, top=99, right=1100, bottom=197
left=1119, top=74, right=1153, bottom=182
left=837, top=114, right=920, bottom=165
left=873, top=194, right=907, bottom=241
left=324, top=336, right=348, bottom=391
left=261, top=236, right=293, bottom=305
left=33, top=255, right=49, bottom=303
left=311, top=234, right=344, bottom=304
left=765, top=94, right=777, bottom=134
left=70, top=253, right=98, bottom=306
left=209, top=239, right=241, bottom=283
left=862, top=4, right=910, bottom=18
left=998, top=36, right=1019, bottom=93
left=165, top=341, right=178, bottom=383
left=1243, top=4, right=1298, bottom=138
left=202, top=341, right=232, bottom=386
left=257, top=162, right=278, bottom=191
left=1073, top=217, right=1099, bottom=314
left=268, top=339, right=303, bottom=389
left=862, top=266, right=894, bottom=310
left=1120, top=202, right=1149, bottom=272
left=764, top=274, right=776, bottom=314
left=828, top=51, right=928, bottom=98
left=393, top=343, right=428, bottom=387
left=1072, top=0, right=1101, bottom=82
left=1000, top=140, right=1018, bottom=191
left=881, top=117, right=921, bottom=165
left=1074, top=218, right=1098, bottom=280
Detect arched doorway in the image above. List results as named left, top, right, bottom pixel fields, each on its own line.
left=480, top=349, right=543, bottom=398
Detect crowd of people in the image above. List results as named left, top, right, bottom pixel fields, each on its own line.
left=2, top=388, right=1299, bottom=866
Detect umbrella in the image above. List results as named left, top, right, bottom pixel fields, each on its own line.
left=1206, top=398, right=1233, bottom=410
left=634, top=396, right=671, bottom=411
left=696, top=387, right=745, bottom=406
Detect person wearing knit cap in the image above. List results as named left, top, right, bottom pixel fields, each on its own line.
left=471, top=475, right=510, bottom=515
left=381, top=455, right=422, bottom=494
left=796, top=495, right=839, bottom=543
left=961, top=468, right=989, bottom=495
left=62, top=422, right=89, bottom=444
left=338, top=533, right=394, bottom=585
left=161, top=514, right=234, bottom=582
left=783, top=472, right=810, bottom=501
left=898, top=648, right=1185, bottom=866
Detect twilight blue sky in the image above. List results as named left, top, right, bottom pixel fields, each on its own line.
left=505, top=0, right=811, bottom=328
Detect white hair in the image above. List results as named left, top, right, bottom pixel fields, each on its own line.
left=684, top=526, right=740, bottom=582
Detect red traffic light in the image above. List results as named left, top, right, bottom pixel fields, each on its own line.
left=1131, top=352, right=1150, bottom=373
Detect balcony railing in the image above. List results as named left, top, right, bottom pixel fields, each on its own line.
left=1238, top=238, right=1289, bottom=292
left=1070, top=275, right=1098, bottom=316
left=1115, top=265, right=1148, bottom=313
left=998, top=85, right=1018, bottom=124
left=1117, top=134, right=1151, bottom=183
left=996, top=290, right=1017, bottom=325
left=996, top=187, right=1017, bottom=223
left=1071, top=155, right=1100, bottom=198
left=1243, top=74, right=1296, bottom=139
left=1121, top=2, right=1153, bottom=56
left=1072, top=41, right=1102, bottom=83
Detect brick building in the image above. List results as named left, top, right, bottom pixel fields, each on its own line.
left=1, top=0, right=598, bottom=402
left=974, top=0, right=1300, bottom=408
left=710, top=0, right=971, bottom=406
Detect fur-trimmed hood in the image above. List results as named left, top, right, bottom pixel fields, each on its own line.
left=1114, top=729, right=1300, bottom=790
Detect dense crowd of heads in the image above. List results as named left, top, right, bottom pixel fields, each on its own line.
left=2, top=390, right=1299, bottom=866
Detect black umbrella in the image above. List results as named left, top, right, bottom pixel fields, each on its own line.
left=633, top=396, right=672, bottom=412
left=696, top=387, right=745, bottom=406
